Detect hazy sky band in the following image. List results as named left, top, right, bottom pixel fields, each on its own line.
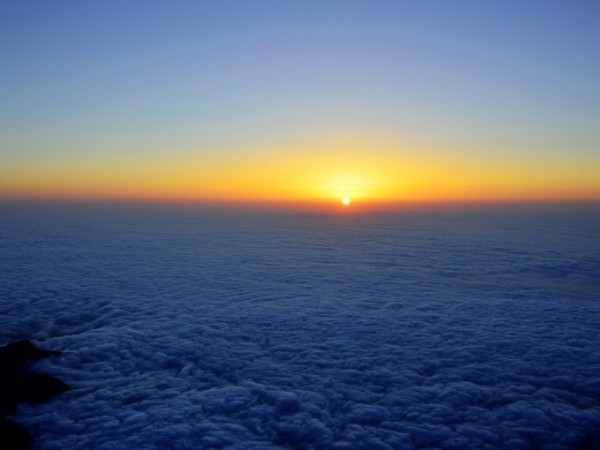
left=1, top=1, right=599, bottom=202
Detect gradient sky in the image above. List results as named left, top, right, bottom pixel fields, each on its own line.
left=1, top=1, right=599, bottom=204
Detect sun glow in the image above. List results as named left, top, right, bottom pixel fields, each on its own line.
left=4, top=132, right=599, bottom=205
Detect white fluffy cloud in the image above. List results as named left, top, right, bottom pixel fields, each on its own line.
left=1, top=206, right=599, bottom=448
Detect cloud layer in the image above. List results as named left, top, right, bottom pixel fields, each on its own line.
left=1, top=206, right=599, bottom=448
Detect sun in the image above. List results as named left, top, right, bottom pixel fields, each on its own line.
left=342, top=197, right=351, bottom=206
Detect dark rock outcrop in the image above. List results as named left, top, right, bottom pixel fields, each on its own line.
left=0, top=340, right=69, bottom=449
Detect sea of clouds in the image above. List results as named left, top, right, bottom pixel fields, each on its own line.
left=1, top=203, right=599, bottom=449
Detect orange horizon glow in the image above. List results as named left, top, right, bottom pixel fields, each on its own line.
left=2, top=135, right=599, bottom=207
left=3, top=184, right=599, bottom=207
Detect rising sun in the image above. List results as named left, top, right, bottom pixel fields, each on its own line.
left=342, top=197, right=351, bottom=206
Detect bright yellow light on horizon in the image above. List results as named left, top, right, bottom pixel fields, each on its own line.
left=342, top=197, right=351, bottom=206
left=321, top=171, right=373, bottom=201
left=180, top=135, right=406, bottom=204
left=3, top=133, right=600, bottom=204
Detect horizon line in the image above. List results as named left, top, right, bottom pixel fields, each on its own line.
left=1, top=197, right=599, bottom=213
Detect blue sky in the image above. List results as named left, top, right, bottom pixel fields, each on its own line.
left=1, top=1, right=599, bottom=201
